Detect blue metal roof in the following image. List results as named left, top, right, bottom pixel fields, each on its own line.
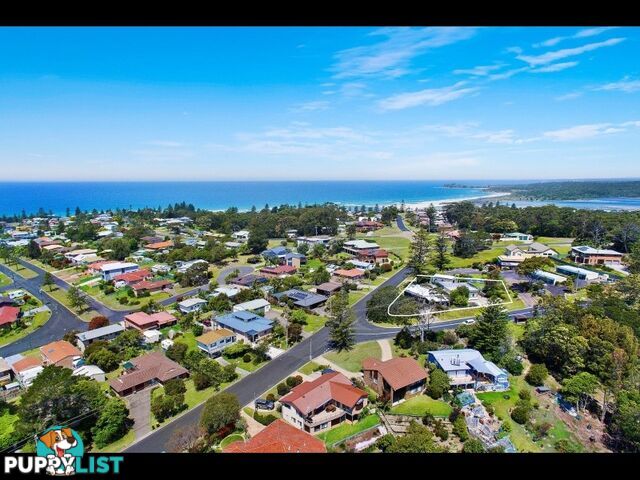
left=214, top=311, right=274, bottom=335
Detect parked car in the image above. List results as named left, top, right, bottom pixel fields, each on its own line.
left=463, top=319, right=476, bottom=325
left=254, top=398, right=274, bottom=410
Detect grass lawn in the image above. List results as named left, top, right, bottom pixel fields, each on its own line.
left=302, top=313, right=326, bottom=333
left=0, top=259, right=38, bottom=279
left=227, top=355, right=265, bottom=372
left=534, top=236, right=574, bottom=245
left=91, top=429, right=136, bottom=453
left=19, top=257, right=58, bottom=272
left=447, top=245, right=504, bottom=268
left=305, top=258, right=324, bottom=271
left=0, top=271, right=12, bottom=287
left=219, top=433, right=244, bottom=449
left=361, top=235, right=411, bottom=261
left=243, top=407, right=281, bottom=419
left=565, top=289, right=589, bottom=303
left=389, top=395, right=453, bottom=417
left=299, top=361, right=322, bottom=375
left=79, top=284, right=171, bottom=311
left=0, top=309, right=52, bottom=347
left=316, top=414, right=380, bottom=446
left=44, top=286, right=99, bottom=322
left=324, top=341, right=381, bottom=372
left=433, top=297, right=526, bottom=321
left=0, top=406, right=19, bottom=450
left=347, top=290, right=367, bottom=306
left=391, top=344, right=426, bottom=368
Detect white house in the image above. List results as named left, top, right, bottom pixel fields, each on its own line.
left=555, top=264, right=600, bottom=281
left=232, top=298, right=271, bottom=315
left=196, top=328, right=236, bottom=357
left=532, top=269, right=567, bottom=286
left=176, top=259, right=209, bottom=274
left=178, top=298, right=207, bottom=314
left=232, top=230, right=250, bottom=243
left=72, top=365, right=106, bottom=382
left=143, top=329, right=161, bottom=344
left=100, top=262, right=139, bottom=281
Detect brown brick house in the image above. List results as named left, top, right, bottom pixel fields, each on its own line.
left=362, top=357, right=428, bottom=405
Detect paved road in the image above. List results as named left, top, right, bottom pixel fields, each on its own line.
left=396, top=215, right=410, bottom=232
left=0, top=263, right=88, bottom=357
left=216, top=265, right=254, bottom=285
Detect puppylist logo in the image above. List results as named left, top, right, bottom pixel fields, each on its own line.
left=4, top=425, right=124, bottom=476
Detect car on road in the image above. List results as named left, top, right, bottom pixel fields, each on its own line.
left=254, top=398, right=274, bottom=410
left=463, top=319, right=476, bottom=325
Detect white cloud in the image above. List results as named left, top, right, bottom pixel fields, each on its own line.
left=517, top=37, right=625, bottom=66
left=543, top=121, right=640, bottom=141
left=453, top=64, right=503, bottom=76
left=331, top=27, right=475, bottom=79
left=291, top=101, right=330, bottom=112
left=531, top=61, right=578, bottom=73
left=488, top=67, right=530, bottom=81
left=534, top=27, right=616, bottom=48
left=555, top=91, right=583, bottom=101
left=595, top=77, right=640, bottom=93
left=378, top=82, right=479, bottom=110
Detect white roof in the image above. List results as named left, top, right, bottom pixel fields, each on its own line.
left=72, top=365, right=105, bottom=378
left=233, top=230, right=250, bottom=236
left=143, top=329, right=161, bottom=338
left=572, top=245, right=622, bottom=256
left=100, top=262, right=138, bottom=272
left=533, top=269, right=567, bottom=282
left=556, top=265, right=600, bottom=278
left=344, top=240, right=379, bottom=249
left=214, top=286, right=240, bottom=297
left=233, top=298, right=270, bottom=311
left=179, top=298, right=207, bottom=307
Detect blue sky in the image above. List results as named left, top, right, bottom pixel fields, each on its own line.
left=0, top=26, right=639, bottom=181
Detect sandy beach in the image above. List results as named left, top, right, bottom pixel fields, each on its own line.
left=399, top=191, right=512, bottom=210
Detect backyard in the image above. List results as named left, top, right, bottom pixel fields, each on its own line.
left=389, top=394, right=453, bottom=417
left=324, top=341, right=381, bottom=372
left=316, top=413, right=381, bottom=446
left=0, top=310, right=51, bottom=347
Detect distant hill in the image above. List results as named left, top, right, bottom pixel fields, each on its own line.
left=490, top=180, right=640, bottom=200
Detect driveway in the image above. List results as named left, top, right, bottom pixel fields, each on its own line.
left=217, top=266, right=254, bottom=285
left=126, top=388, right=153, bottom=440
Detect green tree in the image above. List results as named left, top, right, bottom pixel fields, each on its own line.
left=427, top=367, right=450, bottom=399
left=247, top=230, right=269, bottom=254
left=91, top=398, right=130, bottom=448
left=42, top=271, right=55, bottom=292
left=628, top=243, right=640, bottom=274
left=66, top=286, right=88, bottom=312
left=465, top=302, right=510, bottom=361
left=432, top=234, right=450, bottom=270
left=408, top=230, right=430, bottom=274
left=27, top=240, right=41, bottom=259
left=87, top=348, right=120, bottom=372
left=326, top=289, right=355, bottom=352
left=462, top=438, right=486, bottom=453
left=386, top=421, right=443, bottom=453
left=450, top=286, right=470, bottom=307
left=199, top=392, right=241, bottom=436
left=525, top=364, right=548, bottom=386
left=166, top=342, right=189, bottom=364
left=561, top=372, right=599, bottom=413
left=517, top=256, right=554, bottom=277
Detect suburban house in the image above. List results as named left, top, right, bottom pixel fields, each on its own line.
left=428, top=349, right=510, bottom=391
left=11, top=356, right=44, bottom=388
left=144, top=240, right=174, bottom=251
left=500, top=232, right=533, bottom=242
left=113, top=269, right=151, bottom=288
left=40, top=340, right=82, bottom=369
left=65, top=248, right=99, bottom=264
left=141, top=235, right=164, bottom=244
left=232, top=298, right=271, bottom=315
left=100, top=262, right=139, bottom=281
left=343, top=239, right=379, bottom=256
left=0, top=306, right=21, bottom=329
left=178, top=298, right=208, bottom=314
left=261, top=246, right=290, bottom=262
left=151, top=263, right=171, bottom=274
left=556, top=264, right=600, bottom=281
left=280, top=371, right=368, bottom=434
left=131, top=279, right=174, bottom=296
left=176, top=259, right=209, bottom=274
left=124, top=311, right=178, bottom=331
left=362, top=357, right=428, bottom=405
left=259, top=265, right=297, bottom=277
left=498, top=242, right=558, bottom=268
left=348, top=260, right=374, bottom=271
left=431, top=274, right=481, bottom=299
left=224, top=241, right=242, bottom=249
left=211, top=286, right=240, bottom=298
left=296, top=235, right=333, bottom=247
left=284, top=252, right=306, bottom=268
left=213, top=311, right=274, bottom=344
left=75, top=322, right=125, bottom=352
left=570, top=246, right=624, bottom=265
left=232, top=230, right=250, bottom=243
left=196, top=328, right=236, bottom=357
left=357, top=248, right=389, bottom=265
left=230, top=274, right=269, bottom=288
left=0, top=358, right=12, bottom=387
left=532, top=269, right=568, bottom=286
left=405, top=283, right=449, bottom=305
left=87, top=260, right=119, bottom=274
left=315, top=281, right=342, bottom=296
left=223, top=419, right=327, bottom=454
left=109, top=351, right=189, bottom=396
left=272, top=289, right=328, bottom=310
left=285, top=229, right=298, bottom=239
left=333, top=268, right=366, bottom=281
left=354, top=220, right=383, bottom=232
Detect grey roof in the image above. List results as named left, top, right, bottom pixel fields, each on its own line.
left=572, top=245, right=622, bottom=255
left=273, top=289, right=328, bottom=308
left=428, top=349, right=507, bottom=379
left=76, top=322, right=125, bottom=342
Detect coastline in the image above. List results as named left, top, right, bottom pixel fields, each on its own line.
left=399, top=191, right=512, bottom=210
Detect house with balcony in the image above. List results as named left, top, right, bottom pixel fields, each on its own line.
left=196, top=328, right=236, bottom=357
left=362, top=357, right=427, bottom=405
left=280, top=371, right=368, bottom=434
left=343, top=239, right=379, bottom=256
left=428, top=349, right=509, bottom=392
left=212, top=311, right=274, bottom=344
left=570, top=246, right=624, bottom=265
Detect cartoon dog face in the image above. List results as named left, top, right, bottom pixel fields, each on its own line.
left=39, top=429, right=77, bottom=457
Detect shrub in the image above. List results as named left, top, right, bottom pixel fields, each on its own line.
left=518, top=389, right=532, bottom=402
left=224, top=342, right=252, bottom=359
left=164, top=378, right=187, bottom=397
left=276, top=383, right=291, bottom=396
left=484, top=403, right=495, bottom=416
left=462, top=438, right=485, bottom=453
left=511, top=405, right=530, bottom=424
left=192, top=324, right=204, bottom=337
left=193, top=372, right=212, bottom=391
left=265, top=393, right=275, bottom=402
left=434, top=420, right=449, bottom=441
left=242, top=353, right=252, bottom=363
left=525, top=364, right=549, bottom=387
left=380, top=263, right=392, bottom=273
left=452, top=416, right=469, bottom=441
left=422, top=413, right=435, bottom=426
left=252, top=411, right=278, bottom=426
left=286, top=375, right=303, bottom=388
left=555, top=439, right=582, bottom=453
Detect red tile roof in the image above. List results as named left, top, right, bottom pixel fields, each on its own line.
left=145, top=240, right=174, bottom=250
left=109, top=351, right=188, bottom=393
left=362, top=357, right=427, bottom=391
left=0, top=306, right=20, bottom=327
left=113, top=269, right=151, bottom=284
left=131, top=279, right=173, bottom=291
left=11, top=356, right=42, bottom=373
left=259, top=265, right=297, bottom=275
left=124, top=311, right=177, bottom=328
left=87, top=260, right=120, bottom=271
left=224, top=419, right=326, bottom=453
left=334, top=268, right=366, bottom=278
left=40, top=340, right=82, bottom=365
left=279, top=372, right=367, bottom=416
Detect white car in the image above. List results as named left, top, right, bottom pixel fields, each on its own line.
left=463, top=319, right=476, bottom=325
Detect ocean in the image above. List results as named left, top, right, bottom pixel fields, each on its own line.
left=0, top=181, right=489, bottom=217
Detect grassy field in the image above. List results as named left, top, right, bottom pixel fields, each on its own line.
left=447, top=245, right=504, bottom=268
left=79, top=284, right=171, bottom=311
left=324, top=341, right=381, bottom=372
left=0, top=259, right=38, bottom=279
left=361, top=235, right=411, bottom=261
left=389, top=395, right=453, bottom=417
left=0, top=271, right=12, bottom=287
left=244, top=407, right=281, bottom=419
left=433, top=297, right=527, bottom=322
left=19, top=258, right=58, bottom=272
left=316, top=414, right=381, bottom=446
left=227, top=355, right=266, bottom=373
left=0, top=310, right=51, bottom=347
left=299, top=361, right=322, bottom=375
left=302, top=313, right=326, bottom=333
left=535, top=237, right=574, bottom=245
left=44, top=285, right=99, bottom=322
